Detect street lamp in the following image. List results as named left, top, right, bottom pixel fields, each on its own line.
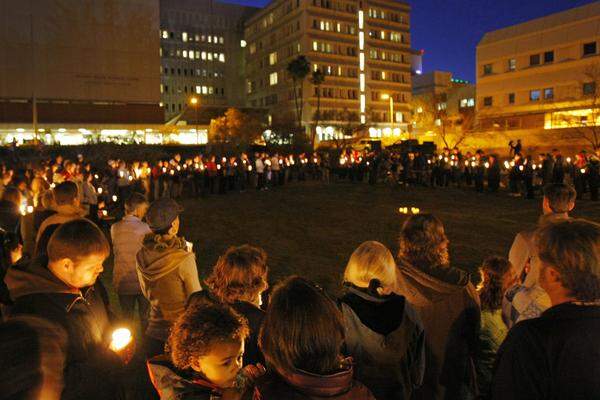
left=189, top=96, right=199, bottom=144
left=381, top=93, right=394, bottom=130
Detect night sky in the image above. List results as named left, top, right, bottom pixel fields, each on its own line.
left=221, top=0, right=598, bottom=82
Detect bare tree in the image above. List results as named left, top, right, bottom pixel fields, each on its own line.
left=551, top=64, right=600, bottom=150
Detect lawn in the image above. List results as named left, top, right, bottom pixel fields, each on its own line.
left=153, top=181, right=600, bottom=296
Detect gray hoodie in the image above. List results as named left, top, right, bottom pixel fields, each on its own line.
left=136, top=234, right=201, bottom=341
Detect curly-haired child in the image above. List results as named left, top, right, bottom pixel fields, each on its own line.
left=147, top=295, right=264, bottom=399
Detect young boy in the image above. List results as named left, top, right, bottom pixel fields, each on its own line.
left=148, top=295, right=262, bottom=399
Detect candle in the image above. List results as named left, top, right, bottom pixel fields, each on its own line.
left=97, top=187, right=103, bottom=194
left=27, top=205, right=34, bottom=214
left=484, top=162, right=490, bottom=169
left=112, top=195, right=118, bottom=202
left=109, top=328, right=132, bottom=352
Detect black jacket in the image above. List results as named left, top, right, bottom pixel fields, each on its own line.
left=492, top=303, right=600, bottom=400
left=5, top=257, right=123, bottom=400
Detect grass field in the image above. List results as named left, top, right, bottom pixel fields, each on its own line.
left=139, top=181, right=600, bottom=297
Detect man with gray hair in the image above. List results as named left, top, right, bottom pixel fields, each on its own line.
left=492, top=219, right=600, bottom=399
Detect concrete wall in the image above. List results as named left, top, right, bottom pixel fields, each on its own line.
left=0, top=0, right=160, bottom=104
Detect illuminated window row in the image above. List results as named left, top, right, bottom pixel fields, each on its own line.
left=311, top=19, right=356, bottom=35
left=367, top=7, right=405, bottom=23
left=161, top=85, right=224, bottom=96
left=161, top=49, right=226, bottom=62
left=162, top=67, right=223, bottom=79
left=161, top=30, right=224, bottom=44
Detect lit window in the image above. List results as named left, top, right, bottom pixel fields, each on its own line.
left=360, top=73, right=365, bottom=91
left=213, top=35, right=218, bottom=43
left=240, top=40, right=247, bottom=48
left=313, top=63, right=318, bottom=72
left=189, top=51, right=194, bottom=60
left=358, top=10, right=364, bottom=29
left=270, top=72, right=278, bottom=85
left=313, top=41, right=318, bottom=51
left=360, top=94, right=366, bottom=112
left=380, top=31, right=385, bottom=40
left=208, top=36, right=212, bottom=43
left=544, top=88, right=554, bottom=100
left=195, top=51, right=200, bottom=59
left=196, top=86, right=201, bottom=94
left=508, top=58, right=516, bottom=71
left=183, top=50, right=188, bottom=58
left=161, top=30, right=168, bottom=39
left=530, top=90, right=541, bottom=101
left=249, top=43, right=256, bottom=54
left=195, top=34, right=200, bottom=41
left=219, top=53, right=225, bottom=62
left=160, top=84, right=164, bottom=93
left=435, top=119, right=441, bottom=126
left=467, top=98, right=475, bottom=107
left=182, top=32, right=188, bottom=42
left=202, top=86, right=208, bottom=94
left=219, top=37, right=224, bottom=44
left=416, top=107, right=423, bottom=113
left=269, top=52, right=277, bottom=65
left=201, top=51, right=206, bottom=60
left=359, top=32, right=364, bottom=49
left=359, top=53, right=365, bottom=71
left=381, top=71, right=386, bottom=80
left=208, top=53, right=213, bottom=60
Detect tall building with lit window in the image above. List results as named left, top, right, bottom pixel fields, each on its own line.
left=476, top=2, right=600, bottom=149
left=243, top=0, right=412, bottom=142
left=159, top=0, right=259, bottom=121
left=411, top=71, right=475, bottom=142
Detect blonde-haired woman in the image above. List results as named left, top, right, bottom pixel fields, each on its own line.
left=340, top=240, right=425, bottom=400
left=396, top=214, right=480, bottom=400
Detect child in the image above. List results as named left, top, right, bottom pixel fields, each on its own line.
left=148, top=295, right=262, bottom=399
left=255, top=276, right=375, bottom=399
left=204, top=245, right=268, bottom=365
left=476, top=256, right=516, bottom=397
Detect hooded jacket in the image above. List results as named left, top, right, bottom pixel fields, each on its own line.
left=136, top=233, right=201, bottom=341
left=396, top=261, right=480, bottom=400
left=5, top=257, right=122, bottom=400
left=147, top=355, right=219, bottom=400
left=340, top=286, right=425, bottom=400
left=253, top=361, right=376, bottom=400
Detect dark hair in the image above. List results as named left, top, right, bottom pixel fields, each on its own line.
left=53, top=181, right=79, bottom=206
left=125, top=192, right=148, bottom=215
left=479, top=256, right=513, bottom=311
left=398, top=214, right=449, bottom=269
left=259, top=276, right=344, bottom=376
left=47, top=219, right=110, bottom=262
left=543, top=183, right=576, bottom=213
left=168, top=295, right=249, bottom=370
left=205, top=245, right=268, bottom=304
left=536, top=219, right=600, bottom=302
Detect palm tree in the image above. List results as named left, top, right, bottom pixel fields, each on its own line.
left=310, top=69, right=325, bottom=148
left=286, top=55, right=311, bottom=130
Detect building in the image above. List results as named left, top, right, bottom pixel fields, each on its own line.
left=0, top=0, right=164, bottom=145
left=476, top=1, right=600, bottom=151
left=159, top=0, right=259, bottom=123
left=243, top=0, right=412, bottom=143
left=412, top=71, right=475, bottom=146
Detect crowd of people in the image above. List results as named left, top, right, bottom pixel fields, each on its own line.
left=0, top=149, right=598, bottom=400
